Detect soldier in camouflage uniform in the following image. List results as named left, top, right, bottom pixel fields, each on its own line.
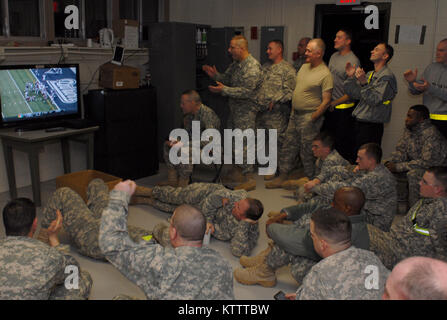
left=254, top=40, right=296, bottom=183
left=385, top=105, right=447, bottom=207
left=266, top=39, right=333, bottom=189
left=99, top=181, right=234, bottom=300
left=368, top=167, right=447, bottom=270
left=308, top=143, right=397, bottom=232
left=40, top=179, right=152, bottom=261
left=203, top=35, right=263, bottom=189
left=290, top=209, right=389, bottom=300
left=234, top=188, right=369, bottom=287
left=161, top=89, right=221, bottom=187
left=144, top=182, right=263, bottom=257
left=282, top=131, right=349, bottom=195
left=0, top=198, right=92, bottom=300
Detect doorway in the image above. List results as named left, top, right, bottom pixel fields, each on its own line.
left=314, top=2, right=392, bottom=71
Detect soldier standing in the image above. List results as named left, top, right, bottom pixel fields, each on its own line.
left=293, top=37, right=311, bottom=72
left=203, top=35, right=263, bottom=190
left=253, top=40, right=296, bottom=184
left=404, top=39, right=447, bottom=139
left=266, top=38, right=333, bottom=188
left=99, top=181, right=234, bottom=300
left=344, top=43, right=397, bottom=150
left=324, top=29, right=360, bottom=163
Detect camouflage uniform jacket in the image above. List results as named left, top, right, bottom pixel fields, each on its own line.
left=387, top=197, right=447, bottom=259
left=312, top=164, right=397, bottom=231
left=183, top=104, right=221, bottom=149
left=314, top=149, right=350, bottom=182
left=99, top=190, right=234, bottom=300
left=255, top=60, right=296, bottom=111
left=386, top=119, right=447, bottom=172
left=295, top=246, right=390, bottom=300
left=215, top=54, right=262, bottom=109
left=0, top=237, right=79, bottom=300
left=344, top=65, right=397, bottom=123
left=200, top=188, right=259, bottom=257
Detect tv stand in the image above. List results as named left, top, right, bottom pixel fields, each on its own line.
left=14, top=121, right=66, bottom=132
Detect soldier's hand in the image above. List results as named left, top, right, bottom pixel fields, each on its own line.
left=47, top=210, right=63, bottom=235
left=345, top=62, right=357, bottom=78
left=208, top=81, right=224, bottom=93
left=385, top=161, right=397, bottom=173
left=413, top=78, right=429, bottom=92
left=243, top=218, right=258, bottom=225
left=114, top=180, right=137, bottom=196
left=206, top=223, right=215, bottom=235
left=268, top=101, right=274, bottom=111
left=355, top=67, right=367, bottom=85
left=403, top=68, right=417, bottom=83
left=222, top=198, right=229, bottom=207
left=202, top=65, right=217, bottom=78
left=285, top=293, right=297, bottom=300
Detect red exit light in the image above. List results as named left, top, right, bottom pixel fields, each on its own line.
left=336, top=0, right=358, bottom=5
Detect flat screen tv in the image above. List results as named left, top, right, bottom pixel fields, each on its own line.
left=0, top=64, right=81, bottom=130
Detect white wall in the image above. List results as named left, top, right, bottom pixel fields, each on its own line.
left=169, top=0, right=445, bottom=158
left=0, top=48, right=148, bottom=193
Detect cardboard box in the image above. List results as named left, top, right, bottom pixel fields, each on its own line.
left=56, top=170, right=122, bottom=203
left=99, top=62, right=140, bottom=89
left=113, top=19, right=139, bottom=49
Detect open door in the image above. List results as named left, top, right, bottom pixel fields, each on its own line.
left=314, top=2, right=392, bottom=71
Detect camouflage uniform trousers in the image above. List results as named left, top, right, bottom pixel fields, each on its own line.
left=393, top=169, right=424, bottom=208
left=256, top=103, right=290, bottom=159
left=227, top=102, right=260, bottom=174
left=279, top=111, right=323, bottom=178
left=41, top=178, right=151, bottom=261
left=150, top=183, right=225, bottom=213
left=266, top=244, right=318, bottom=284
left=49, top=270, right=92, bottom=300
left=367, top=224, right=405, bottom=270
left=163, top=143, right=194, bottom=179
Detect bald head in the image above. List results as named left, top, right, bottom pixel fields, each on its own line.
left=383, top=257, right=447, bottom=300
left=171, top=205, right=206, bottom=242
left=232, top=35, right=248, bottom=51
left=309, top=38, right=326, bottom=55
left=333, top=187, right=365, bottom=216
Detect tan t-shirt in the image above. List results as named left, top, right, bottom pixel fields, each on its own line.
left=292, top=62, right=333, bottom=112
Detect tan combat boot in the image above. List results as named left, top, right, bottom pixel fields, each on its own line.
left=239, top=242, right=273, bottom=268
left=177, top=176, right=190, bottom=188
left=263, top=174, right=276, bottom=181
left=233, top=262, right=276, bottom=287
left=234, top=173, right=256, bottom=191
left=281, top=177, right=310, bottom=190
left=157, top=168, right=178, bottom=187
left=265, top=173, right=287, bottom=189
left=134, top=185, right=153, bottom=197
left=288, top=168, right=305, bottom=180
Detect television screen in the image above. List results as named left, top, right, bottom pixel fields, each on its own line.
left=0, top=64, right=81, bottom=128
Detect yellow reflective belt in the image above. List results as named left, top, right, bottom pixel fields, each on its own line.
left=367, top=72, right=390, bottom=105
left=335, top=103, right=355, bottom=109
left=141, top=235, right=153, bottom=241
left=409, top=200, right=430, bottom=236
left=430, top=114, right=447, bottom=121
